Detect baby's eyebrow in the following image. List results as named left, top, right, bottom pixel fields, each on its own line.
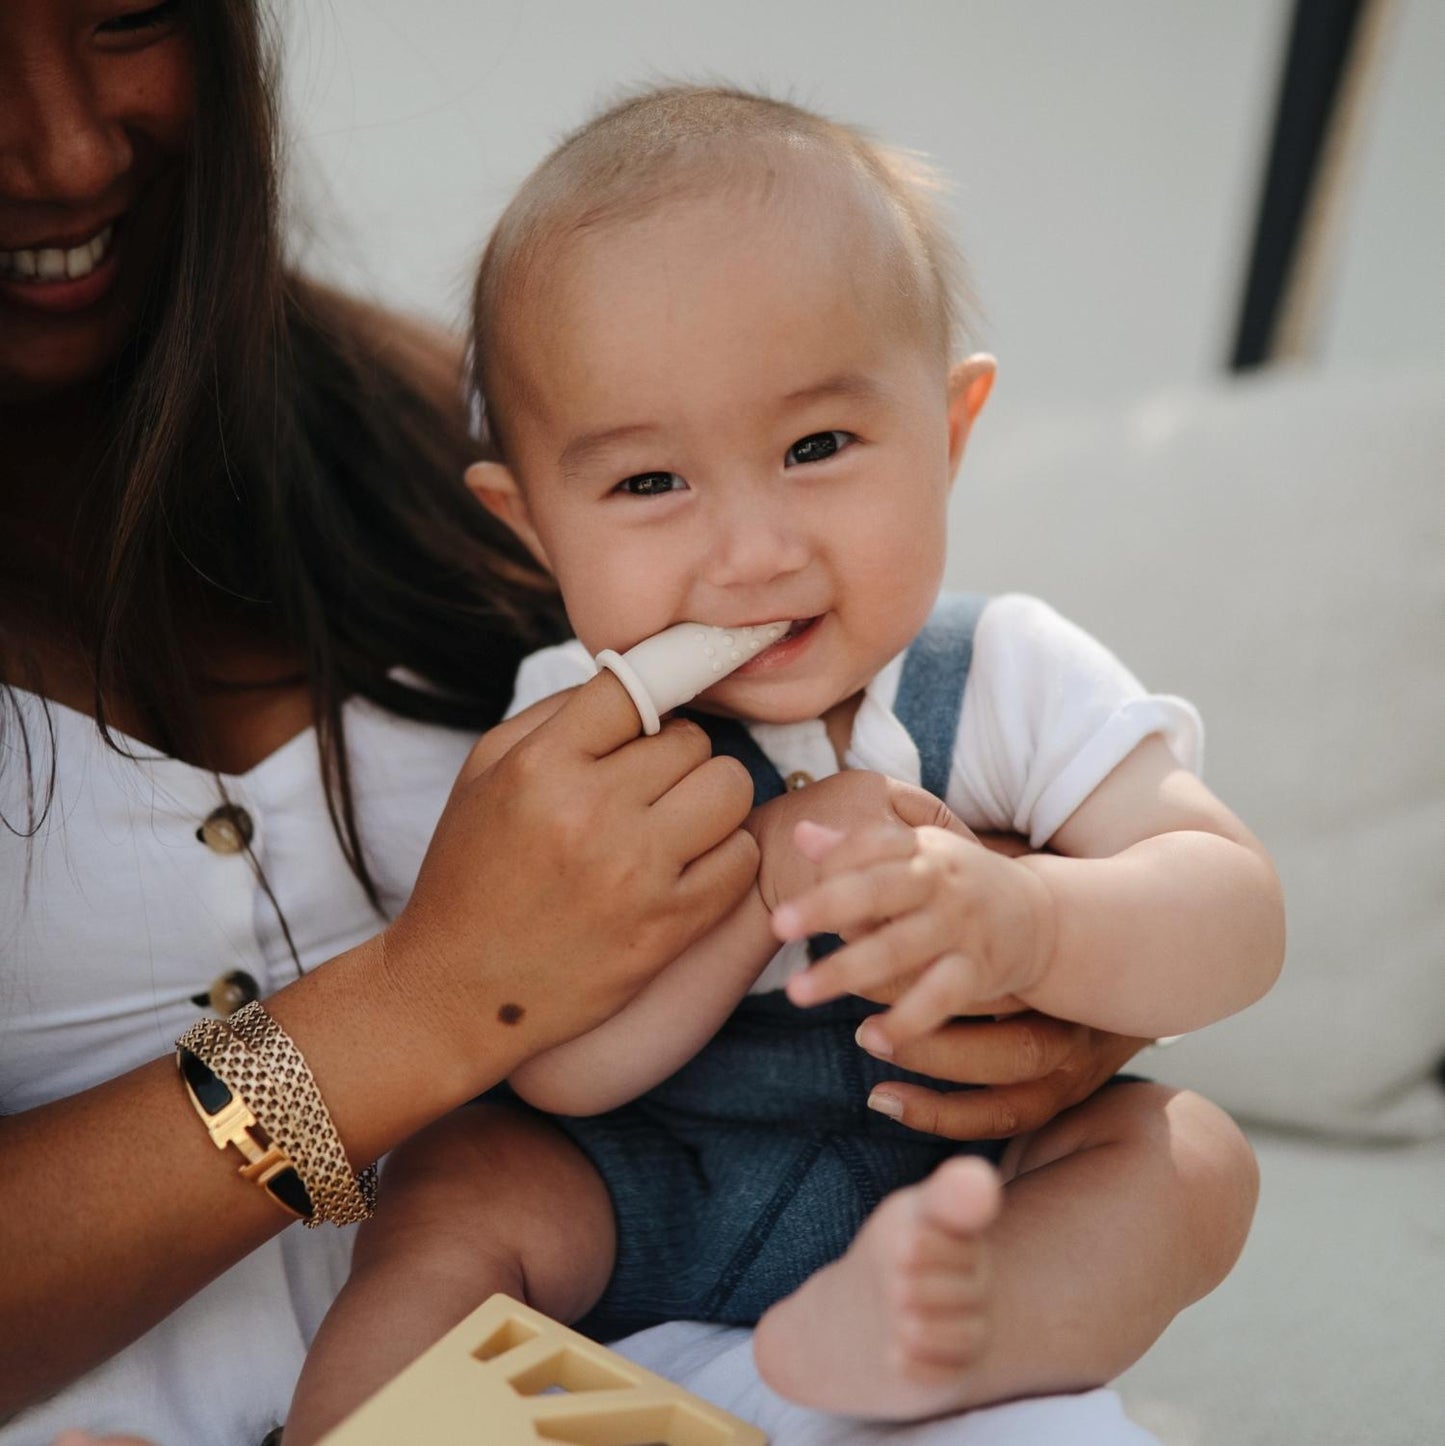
left=781, top=372, right=885, bottom=408
left=558, top=422, right=662, bottom=479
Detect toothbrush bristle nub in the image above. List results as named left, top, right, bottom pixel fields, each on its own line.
left=595, top=620, right=789, bottom=735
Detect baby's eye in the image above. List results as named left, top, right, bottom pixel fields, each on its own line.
left=785, top=431, right=854, bottom=467
left=617, top=472, right=688, bottom=497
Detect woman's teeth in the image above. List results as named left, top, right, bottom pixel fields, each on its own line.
left=0, top=225, right=115, bottom=283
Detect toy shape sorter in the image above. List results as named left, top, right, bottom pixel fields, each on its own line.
left=319, top=1293, right=768, bottom=1445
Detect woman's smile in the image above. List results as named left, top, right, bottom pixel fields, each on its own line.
left=0, top=219, right=120, bottom=313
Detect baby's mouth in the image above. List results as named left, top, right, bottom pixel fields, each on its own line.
left=731, top=615, right=821, bottom=674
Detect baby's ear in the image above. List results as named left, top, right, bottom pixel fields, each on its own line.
left=945, top=353, right=996, bottom=474
left=464, top=461, right=550, bottom=567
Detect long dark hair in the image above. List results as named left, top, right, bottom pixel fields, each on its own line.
left=2, top=0, right=562, bottom=906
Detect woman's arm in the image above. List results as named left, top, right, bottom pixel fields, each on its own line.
left=0, top=673, right=756, bottom=1415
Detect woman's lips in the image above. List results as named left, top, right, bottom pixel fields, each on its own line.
left=0, top=223, right=121, bottom=315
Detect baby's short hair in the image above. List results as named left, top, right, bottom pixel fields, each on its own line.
left=470, top=84, right=970, bottom=454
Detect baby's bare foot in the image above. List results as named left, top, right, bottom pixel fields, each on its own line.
left=753, top=1156, right=1002, bottom=1419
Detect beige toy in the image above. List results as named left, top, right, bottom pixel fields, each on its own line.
left=319, top=1293, right=766, bottom=1444
left=596, top=621, right=788, bottom=734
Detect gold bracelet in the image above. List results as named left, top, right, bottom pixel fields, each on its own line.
left=176, top=1043, right=314, bottom=1221
left=177, top=1007, right=376, bottom=1227
left=225, top=1001, right=378, bottom=1225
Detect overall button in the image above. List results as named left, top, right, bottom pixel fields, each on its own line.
left=784, top=770, right=814, bottom=791
left=191, top=970, right=262, bottom=1017
left=197, top=804, right=253, bottom=854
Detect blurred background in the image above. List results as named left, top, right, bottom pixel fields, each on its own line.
left=274, top=0, right=1444, bottom=417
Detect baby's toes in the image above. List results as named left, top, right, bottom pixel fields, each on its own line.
left=894, top=1308, right=992, bottom=1378
left=897, top=1258, right=991, bottom=1315
left=916, top=1155, right=1002, bottom=1240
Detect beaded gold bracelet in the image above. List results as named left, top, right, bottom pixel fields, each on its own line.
left=177, top=1003, right=376, bottom=1227
left=176, top=1043, right=314, bottom=1221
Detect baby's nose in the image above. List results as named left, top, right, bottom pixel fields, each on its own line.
left=703, top=503, right=810, bottom=588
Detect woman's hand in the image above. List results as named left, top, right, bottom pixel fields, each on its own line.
left=384, top=670, right=759, bottom=1074
left=52, top=1434, right=157, bottom=1445
left=857, top=1012, right=1151, bottom=1140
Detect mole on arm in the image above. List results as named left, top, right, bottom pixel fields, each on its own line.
left=497, top=1002, right=525, bottom=1025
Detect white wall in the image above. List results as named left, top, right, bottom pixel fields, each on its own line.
left=1320, top=0, right=1445, bottom=374
left=278, top=0, right=1286, bottom=414
left=278, top=1, right=1442, bottom=414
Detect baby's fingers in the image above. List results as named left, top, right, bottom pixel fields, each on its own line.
left=795, top=818, right=917, bottom=877
left=786, top=911, right=949, bottom=1007
left=773, top=856, right=931, bottom=943
left=866, top=953, right=982, bottom=1052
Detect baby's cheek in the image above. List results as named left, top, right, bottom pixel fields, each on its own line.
left=556, top=551, right=683, bottom=655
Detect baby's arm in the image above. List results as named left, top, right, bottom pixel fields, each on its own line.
left=507, top=881, right=776, bottom=1115
left=778, top=733, right=1285, bottom=1045
left=1011, top=733, right=1284, bottom=1034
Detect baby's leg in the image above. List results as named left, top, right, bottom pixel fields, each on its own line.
left=283, top=1103, right=614, bottom=1446
left=753, top=1083, right=1257, bottom=1419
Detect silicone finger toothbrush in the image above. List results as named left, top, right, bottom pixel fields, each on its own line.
left=596, top=621, right=789, bottom=734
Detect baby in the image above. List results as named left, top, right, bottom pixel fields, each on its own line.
left=287, top=86, right=1282, bottom=1438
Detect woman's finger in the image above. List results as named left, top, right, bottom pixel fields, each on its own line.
left=869, top=953, right=981, bottom=1050
left=858, top=1011, right=1085, bottom=1082
left=604, top=715, right=719, bottom=803
left=786, top=911, right=951, bottom=1005
left=866, top=1078, right=1066, bottom=1141
left=772, top=857, right=933, bottom=941
left=649, top=753, right=756, bottom=863
left=676, top=826, right=761, bottom=914
left=51, top=1435, right=158, bottom=1446
left=536, top=667, right=656, bottom=758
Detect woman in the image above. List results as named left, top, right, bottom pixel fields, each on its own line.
left=0, top=3, right=1145, bottom=1441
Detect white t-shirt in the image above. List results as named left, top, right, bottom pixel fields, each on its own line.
left=509, top=594, right=1203, bottom=993
left=0, top=692, right=475, bottom=1446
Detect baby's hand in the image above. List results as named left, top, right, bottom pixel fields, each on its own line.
left=747, top=771, right=974, bottom=914
left=773, top=822, right=1057, bottom=1050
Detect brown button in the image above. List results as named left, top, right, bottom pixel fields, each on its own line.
left=192, top=969, right=261, bottom=1017
left=784, top=770, right=814, bottom=791
left=197, top=804, right=253, bottom=854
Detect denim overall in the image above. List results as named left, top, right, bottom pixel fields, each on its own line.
left=559, top=596, right=1007, bottom=1342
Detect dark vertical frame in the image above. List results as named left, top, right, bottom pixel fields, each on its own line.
left=1229, top=0, right=1369, bottom=369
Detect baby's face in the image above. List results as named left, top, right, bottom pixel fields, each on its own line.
left=480, top=185, right=986, bottom=725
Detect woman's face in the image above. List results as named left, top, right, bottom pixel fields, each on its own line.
left=0, top=1, right=195, bottom=404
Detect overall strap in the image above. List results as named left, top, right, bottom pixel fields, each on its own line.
left=893, top=593, right=989, bottom=801
left=680, top=711, right=788, bottom=806
left=681, top=710, right=840, bottom=960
